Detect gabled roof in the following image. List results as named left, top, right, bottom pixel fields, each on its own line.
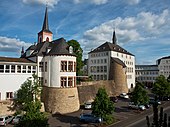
left=0, top=57, right=35, bottom=63
left=89, top=42, right=134, bottom=56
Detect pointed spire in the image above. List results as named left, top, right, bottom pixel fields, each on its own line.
left=112, top=30, right=117, bottom=45
left=21, top=46, right=24, bottom=56
left=42, top=6, right=49, bottom=31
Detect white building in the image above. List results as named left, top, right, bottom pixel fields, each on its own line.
left=0, top=57, right=36, bottom=100
left=88, top=31, right=135, bottom=89
left=0, top=7, right=77, bottom=101
left=135, top=65, right=159, bottom=87
left=157, top=56, right=170, bottom=78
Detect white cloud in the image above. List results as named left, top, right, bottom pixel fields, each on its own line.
left=22, top=0, right=59, bottom=7
left=125, top=0, right=140, bottom=5
left=0, top=36, right=32, bottom=53
left=73, top=0, right=109, bottom=5
left=80, top=9, right=170, bottom=58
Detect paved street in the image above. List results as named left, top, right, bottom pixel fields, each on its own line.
left=5, top=98, right=170, bottom=127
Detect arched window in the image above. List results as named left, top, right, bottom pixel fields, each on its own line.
left=46, top=37, right=49, bottom=42
left=39, top=37, right=42, bottom=43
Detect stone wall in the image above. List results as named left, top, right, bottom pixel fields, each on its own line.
left=0, top=101, right=14, bottom=116
left=42, top=86, right=80, bottom=114
left=77, top=80, right=126, bottom=105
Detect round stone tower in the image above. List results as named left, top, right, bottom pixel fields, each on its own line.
left=109, top=57, right=128, bottom=94
left=41, top=38, right=80, bottom=114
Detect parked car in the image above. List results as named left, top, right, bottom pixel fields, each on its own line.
left=158, top=96, right=170, bottom=101
left=110, top=96, right=118, bottom=103
left=119, top=93, right=129, bottom=99
left=0, top=115, right=14, bottom=126
left=80, top=113, right=102, bottom=123
left=149, top=98, right=161, bottom=105
left=128, top=102, right=146, bottom=111
left=144, top=103, right=150, bottom=109
left=12, top=114, right=23, bottom=124
left=84, top=102, right=92, bottom=109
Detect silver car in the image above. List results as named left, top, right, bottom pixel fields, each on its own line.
left=12, top=114, right=22, bottom=124
left=0, top=115, right=14, bottom=126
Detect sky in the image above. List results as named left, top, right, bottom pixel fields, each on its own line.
left=0, top=0, right=170, bottom=65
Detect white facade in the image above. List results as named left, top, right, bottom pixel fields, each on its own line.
left=0, top=62, right=36, bottom=100
left=88, top=43, right=135, bottom=89
left=110, top=51, right=135, bottom=89
left=157, top=56, right=170, bottom=78
left=43, top=55, right=76, bottom=87
left=135, top=65, right=159, bottom=86
left=88, top=51, right=108, bottom=81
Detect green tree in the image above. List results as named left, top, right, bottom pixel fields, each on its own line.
left=152, top=75, right=170, bottom=98
left=67, top=40, right=84, bottom=76
left=15, top=74, right=49, bottom=127
left=92, top=87, right=114, bottom=124
left=131, top=82, right=149, bottom=105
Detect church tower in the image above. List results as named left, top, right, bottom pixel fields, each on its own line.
left=38, top=7, right=53, bottom=43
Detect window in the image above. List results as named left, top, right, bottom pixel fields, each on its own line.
left=68, top=61, right=73, bottom=72
left=104, top=66, right=107, bottom=72
left=45, top=62, right=47, bottom=72
left=68, top=77, right=73, bottom=87
left=104, top=74, right=107, bottom=80
left=39, top=62, right=44, bottom=72
left=101, top=75, right=103, bottom=80
left=6, top=92, right=13, bottom=99
left=100, top=66, right=103, bottom=72
left=17, top=65, right=21, bottom=73
left=61, top=77, right=67, bottom=87
left=46, top=37, right=49, bottom=42
left=22, top=65, right=26, bottom=73
left=74, top=62, right=76, bottom=72
left=11, top=65, right=15, bottom=73
left=0, top=65, right=4, bottom=73
left=27, top=66, right=31, bottom=73
left=61, top=61, right=67, bottom=72
left=97, top=66, right=99, bottom=72
left=5, top=65, right=10, bottom=73
left=104, top=59, right=107, bottom=63
left=32, top=66, right=36, bottom=73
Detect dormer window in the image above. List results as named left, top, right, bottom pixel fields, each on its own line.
left=69, top=46, right=73, bottom=54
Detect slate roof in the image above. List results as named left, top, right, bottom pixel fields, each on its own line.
left=0, top=57, right=35, bottom=63
left=89, top=42, right=134, bottom=56
left=39, top=7, right=52, bottom=34
left=157, top=56, right=170, bottom=65
left=47, top=38, right=76, bottom=56
left=24, top=38, right=76, bottom=58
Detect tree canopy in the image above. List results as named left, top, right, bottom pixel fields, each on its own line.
left=131, top=82, right=149, bottom=105
left=152, top=75, right=170, bottom=97
left=92, top=87, right=114, bottom=124
left=15, top=74, right=49, bottom=127
left=67, top=40, right=84, bottom=76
